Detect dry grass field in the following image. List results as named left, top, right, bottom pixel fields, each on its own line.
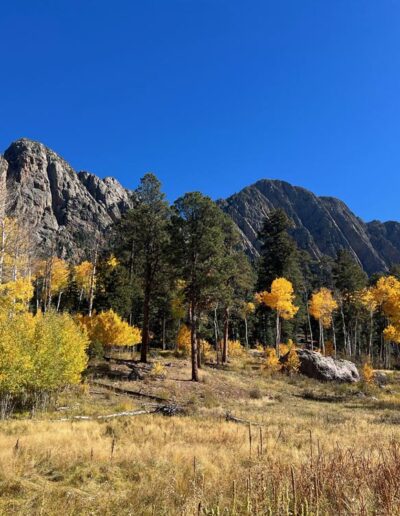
left=0, top=353, right=399, bottom=515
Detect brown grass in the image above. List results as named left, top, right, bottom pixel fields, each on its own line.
left=0, top=354, right=399, bottom=515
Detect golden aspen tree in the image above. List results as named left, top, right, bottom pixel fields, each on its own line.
left=74, top=261, right=94, bottom=303
left=372, top=276, right=400, bottom=367
left=241, top=301, right=255, bottom=349
left=359, top=287, right=378, bottom=358
left=309, top=288, right=338, bottom=355
left=256, top=277, right=299, bottom=356
left=77, top=309, right=141, bottom=349
left=51, top=258, right=69, bottom=311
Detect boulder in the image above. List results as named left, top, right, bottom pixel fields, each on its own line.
left=281, top=349, right=360, bottom=383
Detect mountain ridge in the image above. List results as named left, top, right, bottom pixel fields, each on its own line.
left=1, top=138, right=399, bottom=273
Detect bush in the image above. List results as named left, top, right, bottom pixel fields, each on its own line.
left=77, top=309, right=141, bottom=348
left=281, top=346, right=300, bottom=375
left=227, top=339, right=246, bottom=358
left=362, top=360, right=375, bottom=384
left=264, top=348, right=281, bottom=373
left=176, top=325, right=191, bottom=356
left=0, top=311, right=88, bottom=417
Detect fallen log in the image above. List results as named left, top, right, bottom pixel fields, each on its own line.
left=58, top=403, right=185, bottom=421
left=225, top=412, right=264, bottom=427
left=92, top=380, right=170, bottom=403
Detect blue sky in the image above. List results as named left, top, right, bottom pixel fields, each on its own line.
left=1, top=1, right=400, bottom=221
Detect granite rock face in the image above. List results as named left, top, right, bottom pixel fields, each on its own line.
left=1, top=139, right=132, bottom=259
left=218, top=179, right=400, bottom=274
left=281, top=349, right=360, bottom=383
left=1, top=140, right=400, bottom=273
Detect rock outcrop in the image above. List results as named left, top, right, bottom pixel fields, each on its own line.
left=218, top=179, right=400, bottom=274
left=281, top=349, right=360, bottom=383
left=1, top=139, right=400, bottom=273
left=1, top=138, right=132, bottom=259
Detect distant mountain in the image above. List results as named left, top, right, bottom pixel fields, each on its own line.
left=0, top=138, right=132, bottom=259
left=218, top=179, right=400, bottom=274
left=1, top=139, right=399, bottom=273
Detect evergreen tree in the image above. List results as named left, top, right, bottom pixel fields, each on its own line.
left=257, top=209, right=302, bottom=291
left=170, top=192, right=228, bottom=381
left=333, top=250, right=367, bottom=356
left=217, top=218, right=254, bottom=363
left=113, top=173, right=171, bottom=363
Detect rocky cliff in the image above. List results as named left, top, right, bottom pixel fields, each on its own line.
left=1, top=139, right=399, bottom=273
left=1, top=139, right=132, bottom=259
left=218, top=179, right=400, bottom=274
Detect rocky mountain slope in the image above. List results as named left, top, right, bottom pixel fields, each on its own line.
left=0, top=139, right=132, bottom=259
left=218, top=179, right=400, bottom=274
left=1, top=138, right=399, bottom=273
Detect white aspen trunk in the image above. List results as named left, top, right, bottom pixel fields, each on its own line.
left=275, top=312, right=280, bottom=356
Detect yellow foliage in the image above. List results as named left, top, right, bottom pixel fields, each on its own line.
left=256, top=278, right=299, bottom=320
left=74, top=261, right=94, bottom=296
left=324, top=340, right=334, bottom=357
left=264, top=348, right=281, bottom=372
left=227, top=339, right=246, bottom=358
left=0, top=277, right=33, bottom=314
left=281, top=346, right=300, bottom=375
left=199, top=339, right=213, bottom=360
left=106, top=255, right=119, bottom=268
left=359, top=287, right=378, bottom=313
left=176, top=324, right=191, bottom=355
left=309, top=288, right=338, bottom=328
left=278, top=343, right=289, bottom=356
left=50, top=258, right=69, bottom=294
left=77, top=310, right=141, bottom=348
left=151, top=361, right=166, bottom=378
left=372, top=276, right=400, bottom=343
left=0, top=311, right=88, bottom=396
left=362, top=361, right=375, bottom=384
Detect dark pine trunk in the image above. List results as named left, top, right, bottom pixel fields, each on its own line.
left=222, top=307, right=229, bottom=364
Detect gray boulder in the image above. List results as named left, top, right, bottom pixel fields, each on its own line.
left=282, top=349, right=360, bottom=383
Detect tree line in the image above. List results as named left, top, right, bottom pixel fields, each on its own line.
left=1, top=172, right=400, bottom=399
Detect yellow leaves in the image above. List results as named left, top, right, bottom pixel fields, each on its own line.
left=176, top=324, right=191, bottom=355
left=281, top=346, right=300, bottom=375
left=74, top=261, right=94, bottom=295
left=50, top=258, right=69, bottom=294
left=226, top=339, right=246, bottom=358
left=362, top=360, right=375, bottom=384
left=358, top=287, right=378, bottom=313
left=372, top=276, right=400, bottom=343
left=0, top=277, right=33, bottom=314
left=264, top=348, right=281, bottom=373
left=77, top=309, right=141, bottom=348
left=256, top=277, right=298, bottom=320
left=383, top=324, right=400, bottom=343
left=0, top=311, right=88, bottom=395
left=106, top=254, right=119, bottom=269
left=309, top=288, right=337, bottom=328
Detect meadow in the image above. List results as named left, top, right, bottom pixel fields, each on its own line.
left=0, top=352, right=399, bottom=515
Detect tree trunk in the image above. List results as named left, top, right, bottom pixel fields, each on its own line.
left=306, top=297, right=313, bottom=350
left=244, top=316, right=249, bottom=349
left=318, top=319, right=325, bottom=354
left=56, top=291, right=63, bottom=312
left=369, top=311, right=373, bottom=358
left=222, top=307, right=229, bottom=363
left=162, top=315, right=166, bottom=351
left=190, top=302, right=199, bottom=382
left=214, top=306, right=220, bottom=364
left=331, top=316, right=337, bottom=357
left=88, top=246, right=98, bottom=317
left=140, top=286, right=150, bottom=363
left=275, top=312, right=281, bottom=356
left=197, top=336, right=202, bottom=368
